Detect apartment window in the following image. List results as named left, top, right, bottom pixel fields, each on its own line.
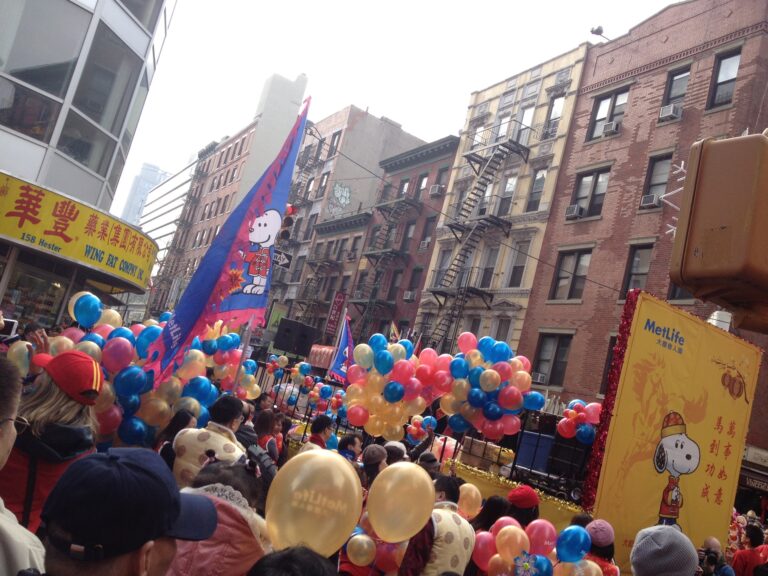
left=622, top=244, right=654, bottom=297
left=664, top=68, right=690, bottom=105
left=292, top=217, right=303, bottom=240
left=398, top=178, right=410, bottom=196
left=525, top=169, right=546, bottom=213
left=472, top=102, right=489, bottom=118
left=314, top=138, right=325, bottom=162
left=498, top=176, right=517, bottom=216
left=216, top=153, right=223, bottom=168
left=325, top=276, right=338, bottom=302
left=480, top=246, right=499, bottom=288
left=193, top=231, right=201, bottom=247
left=209, top=180, right=215, bottom=193
left=589, top=88, right=629, bottom=139
left=495, top=115, right=511, bottom=142
left=436, top=168, right=450, bottom=187
left=507, top=240, right=530, bottom=288
left=403, top=222, right=416, bottom=250
left=214, top=225, right=220, bottom=238
left=356, top=271, right=368, bottom=297
left=387, top=271, right=403, bottom=301
left=533, top=334, right=572, bottom=387
left=573, top=169, right=610, bottom=217
left=600, top=336, right=618, bottom=395
left=434, top=248, right=452, bottom=287
left=336, top=238, right=348, bottom=260
left=303, top=214, right=317, bottom=241
left=471, top=125, right=486, bottom=149
left=305, top=177, right=315, bottom=196
left=522, top=80, right=540, bottom=99
left=416, top=174, right=429, bottom=195
left=517, top=107, right=534, bottom=146
left=494, top=317, right=512, bottom=343
left=551, top=249, right=592, bottom=300
left=499, top=90, right=516, bottom=109
left=328, top=130, right=342, bottom=156
left=709, top=51, right=740, bottom=108
left=324, top=241, right=334, bottom=258
left=544, top=96, right=564, bottom=139
left=466, top=316, right=482, bottom=335
left=668, top=282, right=694, bottom=301
left=224, top=169, right=231, bottom=185
left=316, top=172, right=330, bottom=198
left=421, top=217, right=437, bottom=244
left=351, top=236, right=362, bottom=256
left=341, top=275, right=351, bottom=295
left=645, top=155, right=672, bottom=199
left=223, top=148, right=230, bottom=164
left=222, top=195, right=230, bottom=212
left=408, top=268, right=423, bottom=290
left=214, top=198, right=221, bottom=215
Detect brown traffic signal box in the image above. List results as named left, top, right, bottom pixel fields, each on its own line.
left=670, top=130, right=768, bottom=331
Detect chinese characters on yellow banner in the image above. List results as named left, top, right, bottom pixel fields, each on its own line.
left=0, top=173, right=157, bottom=290
left=594, top=293, right=761, bottom=571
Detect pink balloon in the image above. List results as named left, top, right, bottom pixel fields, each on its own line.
left=304, top=376, right=314, bottom=387
left=472, top=531, right=497, bottom=571
left=415, top=364, right=433, bottom=383
left=502, top=414, right=522, bottom=436
left=493, top=361, right=513, bottom=382
left=129, top=323, right=145, bottom=338
left=433, top=370, right=453, bottom=393
left=526, top=519, right=557, bottom=556
left=92, top=324, right=114, bottom=339
left=391, top=359, right=415, bottom=384
left=557, top=417, right=578, bottom=439
left=419, top=348, right=438, bottom=367
left=584, top=402, right=602, bottom=425
left=498, top=385, right=523, bottom=410
left=348, top=364, right=368, bottom=384
left=403, top=377, right=423, bottom=401
left=347, top=405, right=370, bottom=427
left=220, top=376, right=235, bottom=391
left=60, top=327, right=85, bottom=343
left=431, top=436, right=457, bottom=460
left=491, top=516, right=522, bottom=538
left=228, top=349, right=242, bottom=365
left=213, top=350, right=230, bottom=365
left=483, top=419, right=505, bottom=440
left=436, top=354, right=453, bottom=372
left=514, top=355, right=532, bottom=372
left=235, top=386, right=247, bottom=399
left=374, top=542, right=402, bottom=573
left=97, top=404, right=122, bottom=436
left=102, top=337, right=134, bottom=374
left=457, top=332, right=479, bottom=354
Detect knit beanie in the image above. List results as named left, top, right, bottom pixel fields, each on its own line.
left=507, top=484, right=539, bottom=508
left=586, top=519, right=615, bottom=547
left=630, top=525, right=698, bottom=576
left=362, top=444, right=387, bottom=467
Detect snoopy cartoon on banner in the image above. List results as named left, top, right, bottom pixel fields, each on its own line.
left=239, top=209, right=281, bottom=295
left=654, top=411, right=701, bottom=528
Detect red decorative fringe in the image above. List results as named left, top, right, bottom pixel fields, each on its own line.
left=581, top=289, right=640, bottom=511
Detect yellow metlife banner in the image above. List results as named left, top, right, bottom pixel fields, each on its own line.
left=0, top=172, right=157, bottom=290
left=594, top=292, right=761, bottom=570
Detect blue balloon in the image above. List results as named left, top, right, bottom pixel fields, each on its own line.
left=450, top=358, right=469, bottom=379
left=217, top=334, right=234, bottom=351
left=468, top=366, right=484, bottom=388
left=73, top=294, right=102, bottom=329
left=532, top=555, right=553, bottom=576
left=204, top=383, right=219, bottom=407
left=485, top=389, right=499, bottom=403
left=191, top=337, right=202, bottom=350
left=490, top=341, right=512, bottom=363
left=182, top=376, right=213, bottom=403
left=114, top=366, right=147, bottom=397
left=337, top=405, right=347, bottom=420
left=136, top=325, right=162, bottom=359
left=299, top=362, right=312, bottom=376
left=118, top=394, right=140, bottom=416
left=422, top=416, right=438, bottom=430
left=81, top=333, right=105, bottom=348
left=399, top=339, right=414, bottom=359
left=373, top=349, right=394, bottom=374
left=320, top=385, right=333, bottom=400
left=576, top=424, right=596, bottom=445
left=197, top=405, right=210, bottom=427
left=242, top=359, right=257, bottom=374
left=477, top=336, right=495, bottom=358
left=141, top=370, right=155, bottom=395
left=202, top=339, right=218, bottom=355
left=483, top=401, right=504, bottom=421
left=523, top=391, right=546, bottom=411
left=454, top=352, right=465, bottom=359
left=468, top=388, right=486, bottom=408
left=268, top=354, right=278, bottom=363
left=287, top=395, right=298, bottom=406
left=274, top=368, right=284, bottom=379
left=313, top=375, right=323, bottom=383
left=228, top=333, right=241, bottom=348
left=326, top=434, right=338, bottom=450
left=299, top=386, right=310, bottom=395
left=383, top=381, right=405, bottom=403
left=368, top=333, right=388, bottom=352
left=108, top=327, right=135, bottom=345
left=556, top=526, right=592, bottom=563
left=118, top=416, right=148, bottom=445
left=159, top=311, right=173, bottom=322
left=567, top=399, right=586, bottom=410
left=448, top=414, right=471, bottom=433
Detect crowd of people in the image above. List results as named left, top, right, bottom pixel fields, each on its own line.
left=0, top=327, right=765, bottom=576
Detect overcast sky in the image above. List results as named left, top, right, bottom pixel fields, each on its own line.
left=112, top=0, right=676, bottom=216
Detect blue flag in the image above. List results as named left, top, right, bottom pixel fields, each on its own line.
left=329, top=316, right=353, bottom=384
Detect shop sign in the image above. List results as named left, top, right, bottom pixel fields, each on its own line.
left=743, top=473, right=768, bottom=493
left=0, top=173, right=157, bottom=290
left=745, top=445, right=768, bottom=468
left=325, top=291, right=346, bottom=338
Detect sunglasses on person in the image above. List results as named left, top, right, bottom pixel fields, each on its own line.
left=0, top=416, right=29, bottom=435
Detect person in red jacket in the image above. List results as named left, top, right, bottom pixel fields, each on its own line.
left=0, top=349, right=101, bottom=532
left=732, top=524, right=767, bottom=576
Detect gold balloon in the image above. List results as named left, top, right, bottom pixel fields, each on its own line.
left=347, top=534, right=376, bottom=567
left=137, top=397, right=172, bottom=428
left=156, top=377, right=182, bottom=404
left=479, top=369, right=501, bottom=392
left=439, top=394, right=457, bottom=416
left=578, top=560, right=602, bottom=576
left=346, top=384, right=365, bottom=402
left=495, top=526, right=530, bottom=563
left=458, top=483, right=483, bottom=519
left=364, top=416, right=385, bottom=437
left=176, top=349, right=206, bottom=380
left=382, top=423, right=405, bottom=442
left=67, top=291, right=93, bottom=320
left=511, top=370, right=532, bottom=393
left=246, top=384, right=262, bottom=400
left=76, top=340, right=102, bottom=363
left=49, top=336, right=74, bottom=356
left=213, top=364, right=229, bottom=380
left=277, top=355, right=289, bottom=368
left=488, top=554, right=513, bottom=576
left=7, top=341, right=31, bottom=375
left=98, top=308, right=123, bottom=328
left=143, top=318, right=159, bottom=327
left=553, top=562, right=578, bottom=576
left=238, top=373, right=256, bottom=387
left=466, top=349, right=484, bottom=367
left=174, top=397, right=201, bottom=418
left=452, top=379, right=470, bottom=400
left=367, top=462, right=435, bottom=543
left=94, top=381, right=116, bottom=413
left=367, top=372, right=387, bottom=391
left=266, top=450, right=363, bottom=557
left=368, top=394, right=385, bottom=414
left=460, top=403, right=478, bottom=420
left=404, top=396, right=426, bottom=415
left=389, top=343, right=406, bottom=363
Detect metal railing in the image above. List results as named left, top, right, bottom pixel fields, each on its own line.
left=430, top=265, right=496, bottom=291
left=449, top=194, right=515, bottom=222
left=375, top=182, right=422, bottom=206
left=465, top=120, right=537, bottom=155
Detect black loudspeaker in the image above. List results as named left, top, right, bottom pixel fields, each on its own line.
left=274, top=318, right=318, bottom=357
left=547, top=436, right=590, bottom=479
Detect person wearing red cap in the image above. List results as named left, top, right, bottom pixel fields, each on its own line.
left=0, top=349, right=102, bottom=532
left=506, top=484, right=540, bottom=528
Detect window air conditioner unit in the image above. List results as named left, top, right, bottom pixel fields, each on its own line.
left=429, top=184, right=444, bottom=197
left=353, top=290, right=364, bottom=299
left=403, top=290, right=416, bottom=302
left=419, top=240, right=431, bottom=250
left=639, top=194, right=661, bottom=209
left=346, top=251, right=357, bottom=261
left=531, top=372, right=548, bottom=385
left=565, top=204, right=584, bottom=220
left=601, top=121, right=620, bottom=136
left=658, top=103, right=682, bottom=122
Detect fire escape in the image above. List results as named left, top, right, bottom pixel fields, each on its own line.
left=352, top=184, right=421, bottom=338
left=426, top=122, right=531, bottom=351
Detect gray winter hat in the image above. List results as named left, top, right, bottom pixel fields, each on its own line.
left=630, top=525, right=698, bottom=576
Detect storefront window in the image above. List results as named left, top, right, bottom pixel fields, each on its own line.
left=0, top=76, right=60, bottom=142
left=121, top=72, right=148, bottom=150
left=57, top=110, right=117, bottom=176
left=0, top=0, right=90, bottom=98
left=118, top=0, right=164, bottom=31
left=0, top=250, right=72, bottom=329
left=73, top=22, right=142, bottom=136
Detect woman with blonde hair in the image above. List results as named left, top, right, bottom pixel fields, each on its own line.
left=0, top=348, right=101, bottom=532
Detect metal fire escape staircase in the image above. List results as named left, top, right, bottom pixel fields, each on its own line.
left=427, top=124, right=530, bottom=351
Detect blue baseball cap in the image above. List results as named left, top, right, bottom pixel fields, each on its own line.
left=41, top=448, right=217, bottom=560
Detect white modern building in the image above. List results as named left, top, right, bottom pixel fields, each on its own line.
left=122, top=162, right=170, bottom=225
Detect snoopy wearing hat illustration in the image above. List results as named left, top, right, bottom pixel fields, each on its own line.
left=238, top=209, right=281, bottom=295
left=654, top=411, right=701, bottom=527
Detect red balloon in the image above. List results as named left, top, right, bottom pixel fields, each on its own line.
left=436, top=354, right=453, bottom=372
left=374, top=542, right=403, bottom=572
left=472, top=531, right=497, bottom=571
left=317, top=400, right=328, bottom=412
left=403, top=378, right=423, bottom=401
left=348, top=364, right=368, bottom=384
left=347, top=405, right=370, bottom=427
left=407, top=425, right=419, bottom=436
left=433, top=370, right=453, bottom=393
left=102, top=337, right=134, bottom=374
left=213, top=350, right=230, bottom=365
left=573, top=403, right=585, bottom=414
left=415, top=364, right=433, bottom=382
left=304, top=376, right=314, bottom=387
left=501, top=414, right=522, bottom=436
left=220, top=376, right=235, bottom=391
left=493, top=362, right=513, bottom=382
left=557, top=417, right=578, bottom=439
left=228, top=349, right=242, bottom=365
left=391, top=359, right=415, bottom=384
left=491, top=516, right=522, bottom=538
left=92, top=324, right=114, bottom=339
left=498, top=385, right=523, bottom=410
left=576, top=413, right=588, bottom=424
left=515, top=355, right=532, bottom=372
left=235, top=386, right=247, bottom=399
left=525, top=519, right=557, bottom=556
left=483, top=419, right=505, bottom=440
left=97, top=404, right=122, bottom=436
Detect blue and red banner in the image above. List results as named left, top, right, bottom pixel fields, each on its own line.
left=329, top=316, right=353, bottom=384
left=146, top=102, right=309, bottom=382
